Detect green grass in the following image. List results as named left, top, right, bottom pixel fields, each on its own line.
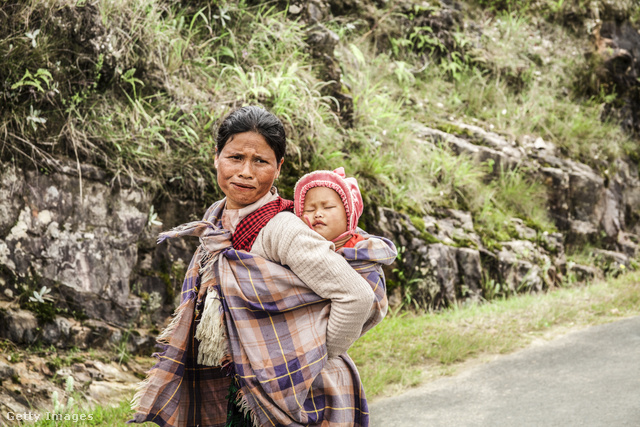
left=335, top=36, right=556, bottom=245
left=349, top=270, right=640, bottom=398
left=406, top=9, right=632, bottom=169
left=33, top=397, right=134, bottom=426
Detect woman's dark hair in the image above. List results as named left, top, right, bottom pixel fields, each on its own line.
left=216, top=106, right=287, bottom=162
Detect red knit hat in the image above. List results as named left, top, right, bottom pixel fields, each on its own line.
left=293, top=167, right=364, bottom=238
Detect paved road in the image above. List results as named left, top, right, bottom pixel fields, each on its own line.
left=369, top=316, right=640, bottom=426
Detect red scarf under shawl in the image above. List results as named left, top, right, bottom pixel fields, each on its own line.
left=232, top=197, right=294, bottom=251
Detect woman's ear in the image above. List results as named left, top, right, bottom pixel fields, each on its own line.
left=274, top=158, right=284, bottom=180
left=214, top=153, right=219, bottom=169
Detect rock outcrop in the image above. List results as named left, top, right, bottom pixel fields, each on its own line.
left=0, top=348, right=150, bottom=426
left=0, top=162, right=148, bottom=327
left=364, top=119, right=638, bottom=310
left=0, top=159, right=197, bottom=351
left=416, top=122, right=640, bottom=251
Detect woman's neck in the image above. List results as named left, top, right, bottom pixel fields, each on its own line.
left=222, top=187, right=279, bottom=233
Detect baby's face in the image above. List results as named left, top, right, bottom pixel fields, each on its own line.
left=303, top=187, right=348, bottom=241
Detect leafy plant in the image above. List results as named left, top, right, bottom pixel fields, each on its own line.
left=11, top=68, right=53, bottom=93
left=409, top=26, right=445, bottom=54
left=26, top=105, right=47, bottom=130
left=25, top=28, right=40, bottom=48
left=29, top=286, right=53, bottom=304
left=148, top=205, right=162, bottom=227
left=114, top=330, right=132, bottom=365
left=213, top=4, right=231, bottom=27
left=481, top=272, right=510, bottom=300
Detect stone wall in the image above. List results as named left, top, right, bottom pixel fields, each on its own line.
left=0, top=160, right=198, bottom=352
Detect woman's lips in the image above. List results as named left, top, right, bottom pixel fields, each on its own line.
left=231, top=182, right=255, bottom=191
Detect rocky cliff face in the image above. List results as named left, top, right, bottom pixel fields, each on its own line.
left=0, top=159, right=197, bottom=353
left=373, top=121, right=640, bottom=310
left=2, top=112, right=638, bottom=346
left=0, top=162, right=147, bottom=327
left=1, top=0, right=640, bottom=353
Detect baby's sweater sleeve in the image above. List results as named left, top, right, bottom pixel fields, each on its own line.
left=251, top=211, right=375, bottom=358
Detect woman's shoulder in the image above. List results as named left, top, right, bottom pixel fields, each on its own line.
left=202, top=199, right=225, bottom=221
left=253, top=210, right=331, bottom=261
left=267, top=211, right=304, bottom=226
left=261, top=210, right=309, bottom=235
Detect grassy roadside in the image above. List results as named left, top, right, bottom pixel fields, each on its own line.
left=27, top=272, right=639, bottom=425
left=349, top=270, right=640, bottom=399
left=32, top=399, right=134, bottom=426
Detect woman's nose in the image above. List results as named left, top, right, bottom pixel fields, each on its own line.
left=238, top=161, right=253, bottom=178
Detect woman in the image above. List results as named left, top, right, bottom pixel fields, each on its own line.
left=131, top=106, right=389, bottom=427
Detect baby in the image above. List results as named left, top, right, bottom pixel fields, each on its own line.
left=293, top=167, right=365, bottom=249
left=294, top=166, right=394, bottom=338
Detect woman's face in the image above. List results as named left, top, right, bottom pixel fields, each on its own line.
left=214, top=131, right=283, bottom=210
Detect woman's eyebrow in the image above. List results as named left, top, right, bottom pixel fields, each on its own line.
left=253, top=153, right=271, bottom=161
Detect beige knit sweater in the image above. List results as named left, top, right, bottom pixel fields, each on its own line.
left=251, top=211, right=375, bottom=358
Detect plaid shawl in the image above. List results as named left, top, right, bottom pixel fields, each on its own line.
left=130, top=197, right=396, bottom=427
